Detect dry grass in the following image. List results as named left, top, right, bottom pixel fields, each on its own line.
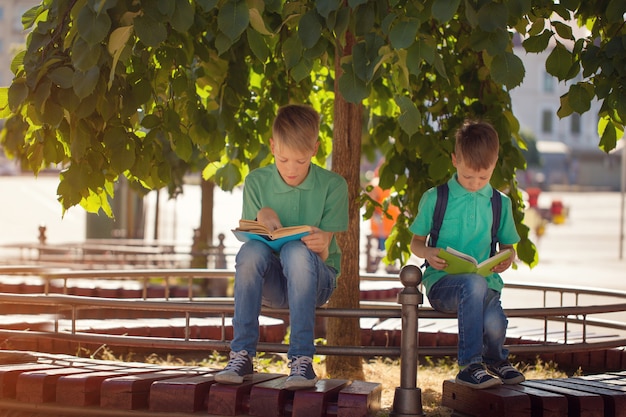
left=96, top=348, right=569, bottom=417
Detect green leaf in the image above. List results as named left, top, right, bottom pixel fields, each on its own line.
left=22, top=5, right=42, bottom=30
left=171, top=0, right=194, bottom=33
left=283, top=36, right=303, bottom=70
left=599, top=118, right=618, bottom=152
left=568, top=83, right=592, bottom=114
left=10, top=50, right=26, bottom=76
left=73, top=67, right=100, bottom=99
left=338, top=65, right=368, bottom=104
left=522, top=30, right=552, bottom=53
left=389, top=18, right=419, bottom=49
left=249, top=6, right=273, bottom=35
left=8, top=81, right=28, bottom=112
left=157, top=0, right=175, bottom=17
left=552, top=21, right=573, bottom=40
left=172, top=131, right=193, bottom=162
left=477, top=2, right=507, bottom=32
left=134, top=15, right=167, bottom=48
left=215, top=161, right=242, bottom=191
left=490, top=52, right=525, bottom=89
left=77, top=6, right=111, bottom=47
left=395, top=96, right=421, bottom=136
left=107, top=26, right=133, bottom=88
left=0, top=88, right=10, bottom=118
left=197, top=0, right=218, bottom=11
left=507, top=0, right=531, bottom=19
left=315, top=0, right=342, bottom=19
left=141, top=114, right=161, bottom=129
left=71, top=37, right=101, bottom=71
left=606, top=0, right=626, bottom=24
left=218, top=0, right=249, bottom=42
left=246, top=28, right=269, bottom=62
left=432, top=0, right=461, bottom=23
left=48, top=67, right=75, bottom=88
left=299, top=10, right=322, bottom=49
left=41, top=100, right=64, bottom=127
left=428, top=155, right=452, bottom=181
left=290, top=58, right=313, bottom=83
left=557, top=94, right=574, bottom=118
left=545, top=42, right=573, bottom=81
left=470, top=28, right=509, bottom=55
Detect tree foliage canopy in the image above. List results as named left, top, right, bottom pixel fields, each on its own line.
left=0, top=0, right=624, bottom=269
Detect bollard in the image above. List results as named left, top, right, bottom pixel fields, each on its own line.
left=390, top=264, right=425, bottom=417
left=216, top=233, right=227, bottom=269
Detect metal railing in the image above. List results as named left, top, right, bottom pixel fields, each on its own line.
left=1, top=265, right=626, bottom=357
left=3, top=265, right=626, bottom=416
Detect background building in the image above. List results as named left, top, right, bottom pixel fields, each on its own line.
left=0, top=0, right=39, bottom=86
left=510, top=30, right=622, bottom=191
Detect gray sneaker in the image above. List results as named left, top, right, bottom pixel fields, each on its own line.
left=284, top=356, right=318, bottom=390
left=455, top=363, right=502, bottom=389
left=486, top=360, right=525, bottom=384
left=214, top=350, right=253, bottom=384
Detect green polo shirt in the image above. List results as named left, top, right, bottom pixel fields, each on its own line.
left=409, top=174, right=520, bottom=295
left=242, top=163, right=349, bottom=276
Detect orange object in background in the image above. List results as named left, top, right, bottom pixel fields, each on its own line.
left=527, top=187, right=541, bottom=208
left=370, top=185, right=400, bottom=250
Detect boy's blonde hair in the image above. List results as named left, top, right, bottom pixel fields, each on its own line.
left=454, top=120, right=500, bottom=170
left=272, top=104, right=320, bottom=153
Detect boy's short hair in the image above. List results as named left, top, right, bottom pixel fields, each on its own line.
left=272, top=104, right=320, bottom=153
left=454, top=120, right=499, bottom=170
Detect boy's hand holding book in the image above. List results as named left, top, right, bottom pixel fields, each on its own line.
left=437, top=247, right=514, bottom=277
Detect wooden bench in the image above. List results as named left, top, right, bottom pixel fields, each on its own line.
left=0, top=351, right=382, bottom=417
left=442, top=372, right=626, bottom=417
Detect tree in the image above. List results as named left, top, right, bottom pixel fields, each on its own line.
left=1, top=0, right=624, bottom=379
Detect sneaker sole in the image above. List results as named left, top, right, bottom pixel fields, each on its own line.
left=501, top=375, right=525, bottom=385
left=284, top=377, right=319, bottom=390
left=455, top=376, right=502, bottom=389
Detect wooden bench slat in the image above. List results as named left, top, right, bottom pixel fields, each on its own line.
left=522, top=380, right=604, bottom=417
left=149, top=371, right=218, bottom=413
left=207, top=373, right=283, bottom=416
left=442, top=379, right=531, bottom=417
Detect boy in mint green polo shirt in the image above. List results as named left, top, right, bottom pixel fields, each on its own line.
left=215, top=104, right=348, bottom=390
left=409, top=120, right=524, bottom=389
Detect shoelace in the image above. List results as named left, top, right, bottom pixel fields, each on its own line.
left=470, top=367, right=490, bottom=380
left=494, top=363, right=515, bottom=373
left=289, top=356, right=312, bottom=376
left=225, top=351, right=248, bottom=371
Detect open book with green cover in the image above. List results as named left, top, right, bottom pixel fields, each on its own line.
left=232, top=220, right=312, bottom=251
left=438, top=247, right=513, bottom=277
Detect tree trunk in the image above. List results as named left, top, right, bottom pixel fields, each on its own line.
left=326, top=31, right=365, bottom=380
left=192, top=179, right=227, bottom=296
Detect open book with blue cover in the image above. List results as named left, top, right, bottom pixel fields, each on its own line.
left=232, top=219, right=312, bottom=251
left=438, top=247, right=513, bottom=277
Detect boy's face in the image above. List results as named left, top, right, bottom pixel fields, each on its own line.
left=452, top=153, right=496, bottom=192
left=270, top=138, right=319, bottom=187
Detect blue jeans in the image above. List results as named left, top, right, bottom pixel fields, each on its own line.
left=427, top=274, right=509, bottom=366
left=231, top=239, right=336, bottom=358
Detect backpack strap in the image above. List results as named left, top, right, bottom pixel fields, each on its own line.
left=428, top=183, right=449, bottom=249
left=422, top=184, right=449, bottom=268
left=490, top=188, right=502, bottom=257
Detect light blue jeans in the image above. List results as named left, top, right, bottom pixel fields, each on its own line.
left=426, top=273, right=509, bottom=366
left=231, top=239, right=336, bottom=359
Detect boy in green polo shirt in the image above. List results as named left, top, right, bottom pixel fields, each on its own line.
left=409, top=120, right=525, bottom=389
left=215, top=104, right=349, bottom=390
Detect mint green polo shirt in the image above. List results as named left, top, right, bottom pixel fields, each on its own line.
left=242, top=163, right=349, bottom=276
left=409, top=174, right=520, bottom=295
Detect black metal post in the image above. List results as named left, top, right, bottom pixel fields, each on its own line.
left=390, top=265, right=425, bottom=417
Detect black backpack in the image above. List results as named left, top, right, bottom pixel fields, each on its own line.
left=425, top=183, right=502, bottom=266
